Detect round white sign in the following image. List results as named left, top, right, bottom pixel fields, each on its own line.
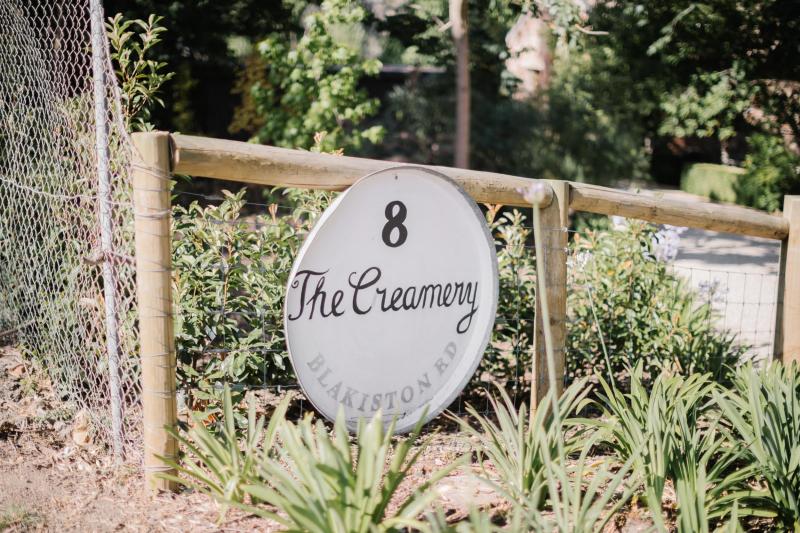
left=284, top=166, right=498, bottom=432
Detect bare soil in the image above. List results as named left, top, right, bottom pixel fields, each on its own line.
left=0, top=344, right=276, bottom=532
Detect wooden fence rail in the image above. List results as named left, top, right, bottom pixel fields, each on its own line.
left=132, top=131, right=800, bottom=491
left=170, top=134, right=789, bottom=239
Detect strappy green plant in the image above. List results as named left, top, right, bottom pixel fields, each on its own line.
left=671, top=415, right=762, bottom=533
left=591, top=365, right=759, bottom=531
left=523, top=430, right=636, bottom=532
left=449, top=385, right=634, bottom=531
left=239, top=410, right=459, bottom=533
left=714, top=362, right=800, bottom=531
left=453, top=381, right=591, bottom=507
left=158, top=384, right=288, bottom=514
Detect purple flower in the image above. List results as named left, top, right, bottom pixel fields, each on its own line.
left=652, top=225, right=687, bottom=263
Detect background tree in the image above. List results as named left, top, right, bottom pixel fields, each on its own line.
left=449, top=0, right=470, bottom=168
left=105, top=0, right=798, bottom=209
left=103, top=0, right=300, bottom=136
left=237, top=0, right=384, bottom=152
left=581, top=0, right=800, bottom=186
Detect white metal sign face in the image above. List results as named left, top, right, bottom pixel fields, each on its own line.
left=284, top=167, right=498, bottom=432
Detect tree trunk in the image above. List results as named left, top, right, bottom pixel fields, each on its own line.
left=450, top=0, right=470, bottom=169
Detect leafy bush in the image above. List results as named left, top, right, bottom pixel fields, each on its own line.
left=567, top=219, right=747, bottom=384
left=680, top=163, right=743, bottom=203
left=479, top=213, right=747, bottom=392
left=241, top=0, right=383, bottom=152
left=734, top=133, right=800, bottom=213
left=478, top=207, right=536, bottom=395
left=714, top=362, right=800, bottom=531
left=172, top=188, right=332, bottom=412
left=172, top=194, right=747, bottom=408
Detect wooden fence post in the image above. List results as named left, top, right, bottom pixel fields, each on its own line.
left=775, top=195, right=800, bottom=365
left=132, top=131, right=178, bottom=492
left=532, top=181, right=570, bottom=407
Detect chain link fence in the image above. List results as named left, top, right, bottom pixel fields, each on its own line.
left=0, top=0, right=140, bottom=458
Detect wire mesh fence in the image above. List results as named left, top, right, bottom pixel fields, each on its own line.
left=171, top=182, right=781, bottom=423
left=0, top=0, right=140, bottom=457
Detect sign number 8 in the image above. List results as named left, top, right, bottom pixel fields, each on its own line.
left=382, top=201, right=408, bottom=248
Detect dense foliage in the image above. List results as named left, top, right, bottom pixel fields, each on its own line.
left=109, top=0, right=799, bottom=207
left=172, top=188, right=332, bottom=411
left=735, top=133, right=800, bottom=212
left=166, top=359, right=800, bottom=531
left=567, top=218, right=746, bottom=384
left=590, top=0, right=800, bottom=142
left=172, top=192, right=747, bottom=410
left=241, top=0, right=384, bottom=151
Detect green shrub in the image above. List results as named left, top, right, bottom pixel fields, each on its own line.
left=172, top=197, right=539, bottom=407
left=243, top=0, right=383, bottom=152
left=478, top=207, right=536, bottom=396
left=172, top=195, right=747, bottom=409
left=172, top=188, right=332, bottom=412
left=680, top=163, right=743, bottom=203
left=714, top=362, right=800, bottom=531
left=734, top=133, right=800, bottom=213
left=567, top=219, right=747, bottom=385
left=478, top=212, right=747, bottom=393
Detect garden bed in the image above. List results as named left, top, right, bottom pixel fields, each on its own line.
left=0, top=342, right=666, bottom=532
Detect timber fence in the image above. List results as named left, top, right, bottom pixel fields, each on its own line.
left=131, top=131, right=800, bottom=491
